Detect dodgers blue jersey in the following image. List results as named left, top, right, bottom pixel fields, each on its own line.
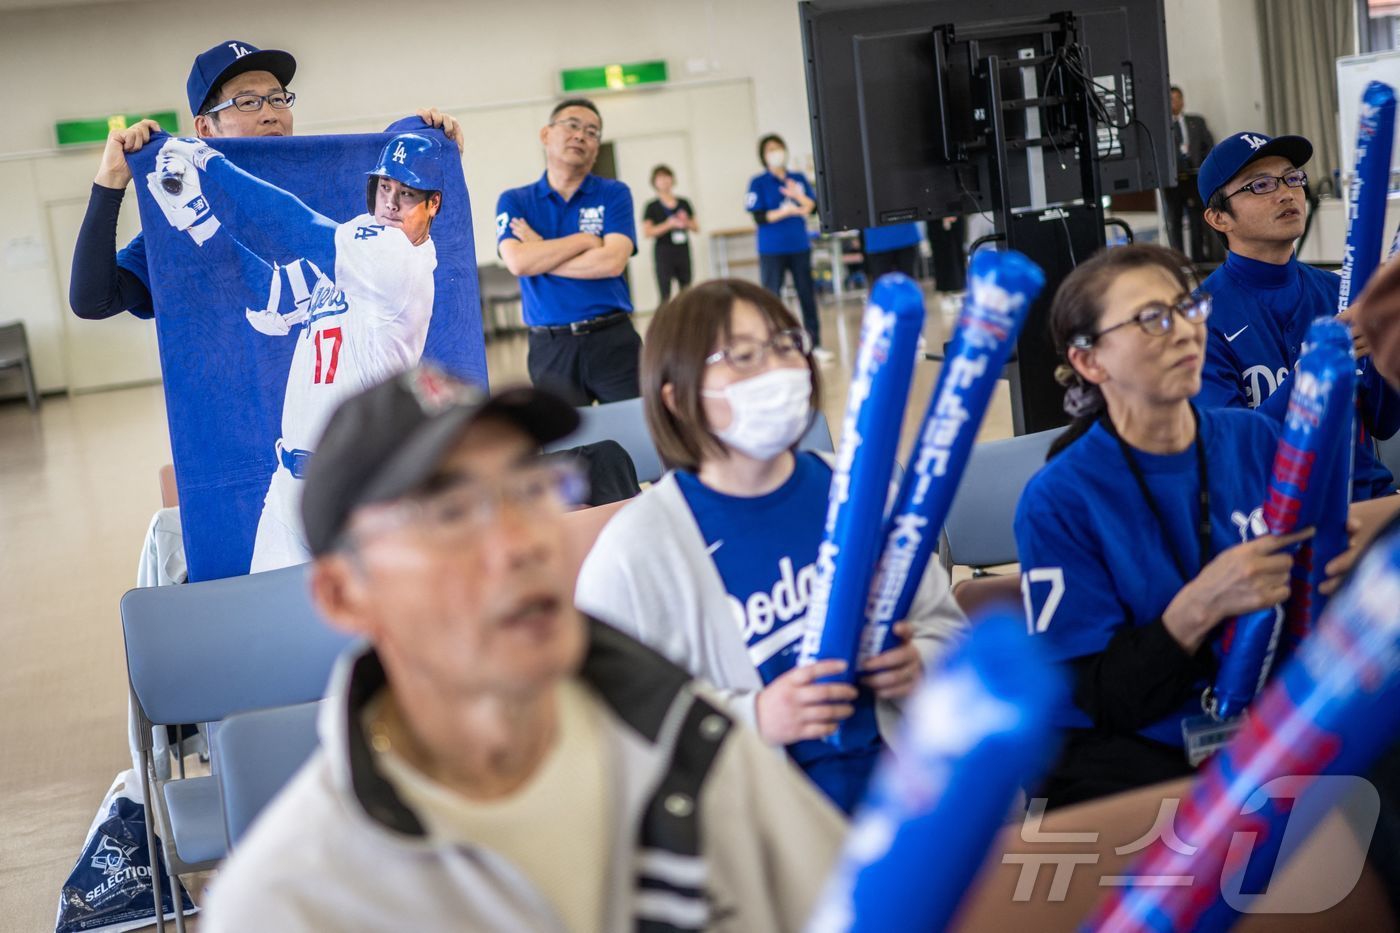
left=746, top=171, right=815, bottom=255
left=495, top=173, right=636, bottom=326
left=674, top=452, right=881, bottom=814
left=1199, top=251, right=1400, bottom=500
left=1015, top=407, right=1280, bottom=747
left=863, top=222, right=923, bottom=254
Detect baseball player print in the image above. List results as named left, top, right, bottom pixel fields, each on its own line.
left=146, top=133, right=444, bottom=571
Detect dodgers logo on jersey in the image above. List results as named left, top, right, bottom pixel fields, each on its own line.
left=579, top=205, right=605, bottom=236
left=304, top=277, right=348, bottom=323
left=1242, top=364, right=1290, bottom=408
left=353, top=224, right=385, bottom=240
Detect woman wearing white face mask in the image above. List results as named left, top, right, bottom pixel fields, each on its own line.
left=745, top=134, right=831, bottom=363
left=576, top=279, right=967, bottom=814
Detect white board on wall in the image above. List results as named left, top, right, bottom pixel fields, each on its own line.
left=1337, top=49, right=1400, bottom=182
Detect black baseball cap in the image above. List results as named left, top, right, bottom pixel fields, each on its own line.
left=300, top=364, right=579, bottom=556
left=187, top=40, right=297, bottom=116
left=1197, top=131, right=1313, bottom=203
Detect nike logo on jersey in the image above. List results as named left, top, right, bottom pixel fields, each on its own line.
left=1225, top=326, right=1249, bottom=342
left=354, top=224, right=386, bottom=240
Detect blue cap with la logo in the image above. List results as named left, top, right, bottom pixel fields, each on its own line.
left=186, top=39, right=296, bottom=117
left=1197, top=131, right=1313, bottom=203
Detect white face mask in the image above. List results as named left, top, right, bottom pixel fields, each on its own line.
left=764, top=148, right=787, bottom=171
left=702, top=367, right=813, bottom=461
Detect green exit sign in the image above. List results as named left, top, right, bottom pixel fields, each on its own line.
left=55, top=111, right=180, bottom=147
left=560, top=60, right=668, bottom=93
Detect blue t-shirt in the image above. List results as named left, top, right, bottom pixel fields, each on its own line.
left=673, top=452, right=881, bottom=814
left=745, top=171, right=815, bottom=256
left=1014, top=407, right=1279, bottom=747
left=863, top=222, right=923, bottom=254
left=114, top=232, right=155, bottom=319
left=495, top=172, right=636, bottom=326
left=1199, top=250, right=1400, bottom=500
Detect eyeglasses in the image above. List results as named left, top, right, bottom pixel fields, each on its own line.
left=203, top=91, right=297, bottom=116
left=1224, top=169, right=1307, bottom=199
left=550, top=118, right=602, bottom=141
left=1069, top=293, right=1212, bottom=349
left=339, top=459, right=588, bottom=552
left=704, top=328, right=813, bottom=373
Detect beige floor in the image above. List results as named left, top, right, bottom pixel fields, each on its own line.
left=0, top=289, right=1013, bottom=932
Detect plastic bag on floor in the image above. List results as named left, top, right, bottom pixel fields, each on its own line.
left=55, top=769, right=197, bottom=932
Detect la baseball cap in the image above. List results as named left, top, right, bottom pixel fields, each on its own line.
left=1197, top=131, right=1313, bottom=203
left=299, top=364, right=580, bottom=556
left=187, top=40, right=297, bottom=116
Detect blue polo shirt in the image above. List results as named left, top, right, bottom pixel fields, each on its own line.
left=746, top=171, right=815, bottom=255
left=863, top=222, right=923, bottom=254
left=495, top=172, right=636, bottom=327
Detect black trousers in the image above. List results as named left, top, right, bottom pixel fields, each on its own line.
left=526, top=316, right=642, bottom=407
left=655, top=248, right=692, bottom=304
left=1162, top=175, right=1208, bottom=262
left=759, top=250, right=821, bottom=347
left=865, top=245, right=920, bottom=282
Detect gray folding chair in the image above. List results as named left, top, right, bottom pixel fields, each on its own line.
left=1377, top=433, right=1400, bottom=484
left=546, top=399, right=838, bottom=486
left=0, top=321, right=39, bottom=411
left=939, top=426, right=1068, bottom=575
left=212, top=700, right=323, bottom=848
left=545, top=397, right=665, bottom=483
left=801, top=411, right=835, bottom=453
left=120, top=563, right=355, bottom=933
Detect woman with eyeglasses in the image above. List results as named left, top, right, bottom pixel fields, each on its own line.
left=1014, top=244, right=1312, bottom=809
left=575, top=278, right=966, bottom=814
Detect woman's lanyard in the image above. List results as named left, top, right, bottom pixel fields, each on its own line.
left=1102, top=406, right=1212, bottom=584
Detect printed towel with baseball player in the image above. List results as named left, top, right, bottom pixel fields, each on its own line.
left=128, top=125, right=486, bottom=581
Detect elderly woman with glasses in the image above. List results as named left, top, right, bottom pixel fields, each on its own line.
left=575, top=278, right=966, bottom=814
left=1014, top=244, right=1315, bottom=809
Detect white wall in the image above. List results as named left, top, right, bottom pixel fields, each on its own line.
left=1162, top=0, right=1267, bottom=137
left=0, top=0, right=814, bottom=391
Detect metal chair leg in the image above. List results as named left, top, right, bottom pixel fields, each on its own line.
left=169, top=870, right=189, bottom=933
left=138, top=754, right=167, bottom=933
left=22, top=360, right=38, bottom=411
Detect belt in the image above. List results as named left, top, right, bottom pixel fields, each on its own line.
left=278, top=441, right=313, bottom=480
left=529, top=310, right=628, bottom=337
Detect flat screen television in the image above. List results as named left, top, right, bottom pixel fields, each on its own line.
left=800, top=0, right=1173, bottom=231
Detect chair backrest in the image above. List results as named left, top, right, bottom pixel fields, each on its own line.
left=561, top=499, right=629, bottom=583
left=942, top=426, right=1068, bottom=570
left=121, top=563, right=355, bottom=726
left=213, top=700, right=323, bottom=847
left=1378, top=434, right=1400, bottom=484
left=801, top=411, right=835, bottom=453
left=0, top=321, right=28, bottom=361
left=546, top=397, right=666, bottom=484
left=549, top=400, right=839, bottom=486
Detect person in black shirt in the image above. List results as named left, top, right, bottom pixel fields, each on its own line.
left=640, top=165, right=697, bottom=305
